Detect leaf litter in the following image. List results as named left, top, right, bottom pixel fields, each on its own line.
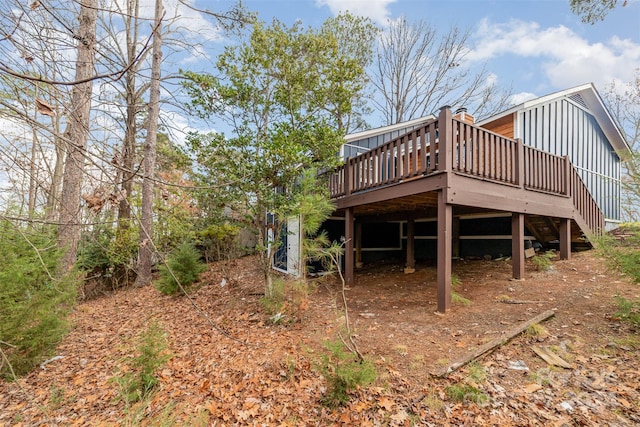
left=1, top=251, right=639, bottom=425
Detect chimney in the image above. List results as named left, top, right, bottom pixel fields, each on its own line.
left=454, top=107, right=474, bottom=124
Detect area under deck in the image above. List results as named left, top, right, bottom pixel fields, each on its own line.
left=326, top=107, right=604, bottom=313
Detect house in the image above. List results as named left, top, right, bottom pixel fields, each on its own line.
left=276, top=83, right=630, bottom=312
left=477, top=83, right=628, bottom=230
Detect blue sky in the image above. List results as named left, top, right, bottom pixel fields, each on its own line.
left=232, top=0, right=639, bottom=110
left=1, top=0, right=637, bottom=207
left=116, top=0, right=640, bottom=138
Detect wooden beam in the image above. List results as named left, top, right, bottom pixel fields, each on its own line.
left=437, top=190, right=452, bottom=313
left=559, top=218, right=571, bottom=260
left=447, top=174, right=575, bottom=219
left=335, top=172, right=446, bottom=210
left=345, top=207, right=354, bottom=285
left=432, top=309, right=556, bottom=377
left=406, top=219, right=415, bottom=272
left=512, top=213, right=525, bottom=279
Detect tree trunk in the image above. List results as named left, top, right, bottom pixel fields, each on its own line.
left=116, top=0, right=140, bottom=235
left=46, top=119, right=65, bottom=222
left=57, top=0, right=98, bottom=275
left=28, top=125, right=38, bottom=221
left=134, top=0, right=162, bottom=286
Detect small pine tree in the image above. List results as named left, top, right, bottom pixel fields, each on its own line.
left=155, top=242, right=207, bottom=295
left=0, top=221, right=78, bottom=377
left=319, top=338, right=376, bottom=407
left=110, top=321, right=170, bottom=404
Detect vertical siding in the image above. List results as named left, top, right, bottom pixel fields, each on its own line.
left=518, top=98, right=621, bottom=220
left=343, top=122, right=428, bottom=158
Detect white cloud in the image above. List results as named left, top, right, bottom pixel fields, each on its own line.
left=510, top=92, right=537, bottom=105
left=467, top=19, right=640, bottom=90
left=112, top=0, right=222, bottom=42
left=315, top=0, right=397, bottom=25
left=164, top=0, right=223, bottom=42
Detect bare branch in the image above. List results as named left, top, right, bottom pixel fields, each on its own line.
left=0, top=11, right=163, bottom=87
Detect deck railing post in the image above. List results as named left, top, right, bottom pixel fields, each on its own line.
left=564, top=155, right=571, bottom=196
left=437, top=106, right=453, bottom=172
left=515, top=138, right=524, bottom=187
left=345, top=157, right=352, bottom=196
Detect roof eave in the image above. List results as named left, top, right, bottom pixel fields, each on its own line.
left=476, top=83, right=630, bottom=157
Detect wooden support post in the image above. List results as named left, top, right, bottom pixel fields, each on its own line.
left=437, top=106, right=453, bottom=172
left=452, top=216, right=460, bottom=258
left=405, top=219, right=415, bottom=273
left=355, top=222, right=363, bottom=268
left=559, top=218, right=571, bottom=260
left=512, top=213, right=525, bottom=279
left=345, top=208, right=354, bottom=285
left=437, top=190, right=452, bottom=313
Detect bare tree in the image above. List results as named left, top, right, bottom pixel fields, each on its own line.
left=371, top=17, right=512, bottom=125
left=57, top=0, right=98, bottom=275
left=134, top=0, right=163, bottom=287
left=0, top=1, right=75, bottom=219
left=111, top=0, right=146, bottom=235
left=604, top=72, right=640, bottom=221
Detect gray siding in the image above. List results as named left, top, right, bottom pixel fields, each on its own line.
left=519, top=98, right=621, bottom=221
left=342, top=122, right=428, bottom=159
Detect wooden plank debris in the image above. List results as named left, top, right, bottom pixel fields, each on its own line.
left=431, top=309, right=556, bottom=377
left=531, top=345, right=573, bottom=369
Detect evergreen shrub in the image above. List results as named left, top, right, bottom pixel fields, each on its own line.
left=155, top=242, right=207, bottom=295
left=0, top=221, right=77, bottom=377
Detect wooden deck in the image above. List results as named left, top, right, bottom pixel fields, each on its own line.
left=326, top=107, right=604, bottom=313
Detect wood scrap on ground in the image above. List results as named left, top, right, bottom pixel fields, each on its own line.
left=496, top=295, right=544, bottom=304
left=531, top=345, right=573, bottom=369
left=500, top=299, right=544, bottom=304
left=431, top=309, right=556, bottom=377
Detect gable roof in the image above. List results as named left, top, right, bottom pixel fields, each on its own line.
left=476, top=83, right=630, bottom=156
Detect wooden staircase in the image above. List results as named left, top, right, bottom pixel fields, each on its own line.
left=525, top=215, right=592, bottom=250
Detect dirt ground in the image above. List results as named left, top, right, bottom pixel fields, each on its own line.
left=1, top=250, right=639, bottom=426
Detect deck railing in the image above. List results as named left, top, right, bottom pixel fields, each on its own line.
left=327, top=120, right=439, bottom=198
left=327, top=108, right=604, bottom=234
left=452, top=119, right=519, bottom=186
left=570, top=166, right=605, bottom=233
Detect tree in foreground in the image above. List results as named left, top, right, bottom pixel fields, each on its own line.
left=56, top=0, right=98, bottom=276
left=183, top=15, right=374, bottom=296
left=134, top=0, right=163, bottom=287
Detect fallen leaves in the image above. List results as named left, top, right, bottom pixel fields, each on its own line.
left=1, top=253, right=639, bottom=426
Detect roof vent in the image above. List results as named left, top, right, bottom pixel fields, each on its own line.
left=568, top=94, right=588, bottom=109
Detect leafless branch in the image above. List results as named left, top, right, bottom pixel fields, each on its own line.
left=0, top=11, right=163, bottom=87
